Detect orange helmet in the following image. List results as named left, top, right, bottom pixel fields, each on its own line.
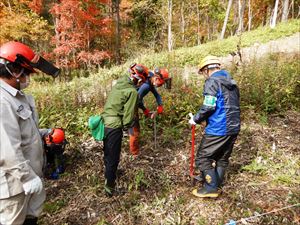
left=154, top=68, right=169, bottom=80
left=0, top=41, right=35, bottom=71
left=0, top=41, right=60, bottom=77
left=45, top=128, right=65, bottom=145
left=129, top=63, right=149, bottom=83
left=153, top=68, right=170, bottom=87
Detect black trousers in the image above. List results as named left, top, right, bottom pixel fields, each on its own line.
left=195, top=134, right=238, bottom=171
left=103, top=127, right=123, bottom=184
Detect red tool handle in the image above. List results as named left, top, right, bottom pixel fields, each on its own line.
left=190, top=125, right=195, bottom=177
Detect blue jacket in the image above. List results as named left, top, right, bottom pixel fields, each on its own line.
left=137, top=71, right=162, bottom=111
left=194, top=70, right=240, bottom=136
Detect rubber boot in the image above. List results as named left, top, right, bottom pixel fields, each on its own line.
left=193, top=169, right=204, bottom=184
left=23, top=217, right=38, bottom=225
left=216, top=167, right=226, bottom=188
left=216, top=167, right=226, bottom=194
left=192, top=169, right=219, bottom=198
left=104, top=179, right=115, bottom=197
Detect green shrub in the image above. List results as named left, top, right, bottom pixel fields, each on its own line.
left=235, top=53, right=300, bottom=113
left=27, top=20, right=300, bottom=144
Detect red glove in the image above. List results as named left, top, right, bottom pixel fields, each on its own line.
left=143, top=109, right=151, bottom=117
left=157, top=105, right=163, bottom=114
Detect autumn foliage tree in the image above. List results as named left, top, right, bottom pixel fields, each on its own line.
left=1, top=0, right=299, bottom=75
left=50, top=0, right=112, bottom=70
left=0, top=0, right=50, bottom=45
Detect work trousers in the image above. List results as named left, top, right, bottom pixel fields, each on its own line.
left=195, top=134, right=238, bottom=171
left=103, top=127, right=123, bottom=184
left=0, top=189, right=45, bottom=225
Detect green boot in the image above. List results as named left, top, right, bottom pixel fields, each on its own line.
left=192, top=169, right=219, bottom=198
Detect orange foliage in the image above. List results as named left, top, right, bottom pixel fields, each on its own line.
left=29, top=0, right=43, bottom=14
left=50, top=0, right=112, bottom=68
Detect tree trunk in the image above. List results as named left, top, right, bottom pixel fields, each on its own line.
left=112, top=0, right=121, bottom=64
left=168, top=0, right=173, bottom=52
left=291, top=0, right=294, bottom=18
left=54, top=16, right=60, bottom=67
left=207, top=13, right=210, bottom=40
left=248, top=0, right=252, bottom=31
left=270, top=0, right=279, bottom=28
left=180, top=1, right=185, bottom=46
left=237, top=0, right=246, bottom=34
left=197, top=1, right=201, bottom=45
left=281, top=0, right=290, bottom=21
left=220, top=0, right=233, bottom=39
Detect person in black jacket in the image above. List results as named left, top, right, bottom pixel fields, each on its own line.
left=188, top=55, right=240, bottom=198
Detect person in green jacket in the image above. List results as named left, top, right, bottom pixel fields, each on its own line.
left=101, top=68, right=148, bottom=196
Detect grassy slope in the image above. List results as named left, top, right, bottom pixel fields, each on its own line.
left=29, top=19, right=300, bottom=136
left=32, top=20, right=300, bottom=225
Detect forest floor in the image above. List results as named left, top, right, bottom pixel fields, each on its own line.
left=41, top=110, right=300, bottom=225
left=40, top=34, right=300, bottom=225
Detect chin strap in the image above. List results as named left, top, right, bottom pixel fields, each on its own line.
left=3, top=60, right=24, bottom=78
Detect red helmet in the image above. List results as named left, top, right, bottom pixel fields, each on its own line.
left=153, top=68, right=170, bottom=86
left=0, top=41, right=35, bottom=71
left=154, top=68, right=169, bottom=80
left=130, top=64, right=149, bottom=83
left=0, top=41, right=60, bottom=77
left=45, top=128, right=65, bottom=145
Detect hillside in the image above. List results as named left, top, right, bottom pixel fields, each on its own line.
left=38, top=27, right=300, bottom=225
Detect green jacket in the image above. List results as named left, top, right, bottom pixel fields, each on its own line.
left=101, top=76, right=138, bottom=129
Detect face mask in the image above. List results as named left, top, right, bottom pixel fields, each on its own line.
left=19, top=75, right=30, bottom=90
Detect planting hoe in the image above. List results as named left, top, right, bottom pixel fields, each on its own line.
left=151, top=112, right=157, bottom=150
left=190, top=124, right=203, bottom=185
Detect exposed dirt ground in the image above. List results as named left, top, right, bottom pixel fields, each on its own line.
left=40, top=110, right=300, bottom=225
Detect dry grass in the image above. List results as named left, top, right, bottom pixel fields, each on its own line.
left=40, top=111, right=300, bottom=225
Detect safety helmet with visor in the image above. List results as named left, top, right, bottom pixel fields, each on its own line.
left=44, top=128, right=65, bottom=145
left=153, top=68, right=170, bottom=87
left=0, top=41, right=60, bottom=78
left=129, top=63, right=149, bottom=85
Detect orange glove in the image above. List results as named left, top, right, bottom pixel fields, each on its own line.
left=157, top=105, right=163, bottom=114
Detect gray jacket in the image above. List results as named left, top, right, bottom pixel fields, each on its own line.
left=0, top=80, right=45, bottom=199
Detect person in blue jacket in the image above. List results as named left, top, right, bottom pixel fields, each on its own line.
left=128, top=63, right=170, bottom=156
left=188, top=55, right=240, bottom=198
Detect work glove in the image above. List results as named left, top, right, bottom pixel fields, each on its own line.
left=157, top=105, right=163, bottom=114
left=188, top=113, right=197, bottom=125
left=123, top=130, right=129, bottom=137
left=143, top=108, right=151, bottom=118
left=150, top=111, right=157, bottom=119
left=22, top=176, right=43, bottom=195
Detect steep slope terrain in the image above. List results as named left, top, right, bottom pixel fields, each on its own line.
left=40, top=35, right=300, bottom=225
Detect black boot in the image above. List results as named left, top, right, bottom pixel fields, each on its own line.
left=216, top=167, right=226, bottom=188
left=192, top=169, right=219, bottom=198
left=104, top=179, right=115, bottom=197
left=23, top=217, right=38, bottom=225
